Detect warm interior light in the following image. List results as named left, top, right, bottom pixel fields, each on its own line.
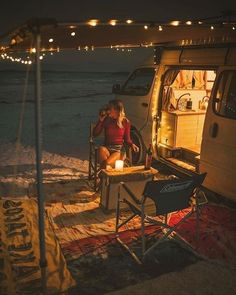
left=115, top=160, right=124, bottom=171
left=186, top=21, right=192, bottom=25
left=233, top=26, right=235, bottom=30
left=144, top=25, right=148, bottom=30
left=49, top=38, right=54, bottom=43
left=88, top=19, right=98, bottom=26
left=158, top=25, right=163, bottom=31
left=71, top=32, right=76, bottom=36
left=170, top=20, right=180, bottom=26
left=210, top=25, right=214, bottom=30
left=126, top=19, right=133, bottom=24
left=198, top=21, right=203, bottom=24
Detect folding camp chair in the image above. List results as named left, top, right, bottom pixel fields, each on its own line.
left=88, top=123, right=133, bottom=191
left=115, top=173, right=207, bottom=264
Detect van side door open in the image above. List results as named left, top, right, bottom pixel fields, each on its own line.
left=158, top=68, right=216, bottom=172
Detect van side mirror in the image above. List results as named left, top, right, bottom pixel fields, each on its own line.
left=112, top=84, right=121, bottom=94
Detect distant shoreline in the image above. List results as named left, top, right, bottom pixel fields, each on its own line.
left=0, top=69, right=129, bottom=74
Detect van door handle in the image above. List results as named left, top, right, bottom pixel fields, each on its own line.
left=209, top=122, right=219, bottom=138
left=142, top=102, right=148, bottom=107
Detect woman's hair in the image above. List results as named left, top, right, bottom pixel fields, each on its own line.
left=108, top=99, right=126, bottom=128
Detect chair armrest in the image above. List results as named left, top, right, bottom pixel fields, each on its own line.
left=120, top=182, right=142, bottom=205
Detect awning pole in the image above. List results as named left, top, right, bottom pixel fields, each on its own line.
left=34, top=30, right=47, bottom=294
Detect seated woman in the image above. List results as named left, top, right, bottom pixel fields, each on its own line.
left=93, top=99, right=139, bottom=169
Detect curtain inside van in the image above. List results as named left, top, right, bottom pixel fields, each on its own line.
left=163, top=70, right=180, bottom=86
left=162, top=70, right=179, bottom=110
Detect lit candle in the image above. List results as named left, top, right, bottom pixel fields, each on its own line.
left=115, top=160, right=124, bottom=171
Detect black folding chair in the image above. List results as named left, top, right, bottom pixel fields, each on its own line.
left=115, top=173, right=207, bottom=264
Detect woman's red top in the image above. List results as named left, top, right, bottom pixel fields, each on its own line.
left=93, top=116, right=133, bottom=146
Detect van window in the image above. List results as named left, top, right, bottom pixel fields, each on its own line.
left=121, top=67, right=155, bottom=96
left=214, top=71, right=236, bottom=120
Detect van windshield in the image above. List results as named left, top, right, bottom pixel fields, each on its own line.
left=121, top=67, right=155, bottom=96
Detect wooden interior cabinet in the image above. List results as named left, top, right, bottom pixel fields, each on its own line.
left=160, top=110, right=206, bottom=148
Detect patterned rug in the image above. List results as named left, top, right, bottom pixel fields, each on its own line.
left=45, top=188, right=236, bottom=294
left=47, top=194, right=236, bottom=264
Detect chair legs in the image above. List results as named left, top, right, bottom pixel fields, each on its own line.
left=141, top=203, right=145, bottom=256
left=116, top=204, right=200, bottom=263
left=94, top=149, right=98, bottom=191
left=116, top=183, right=142, bottom=264
left=88, top=145, right=100, bottom=191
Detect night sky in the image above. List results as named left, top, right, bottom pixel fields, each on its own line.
left=1, top=0, right=235, bottom=35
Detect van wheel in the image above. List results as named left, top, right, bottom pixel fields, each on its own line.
left=130, top=130, right=144, bottom=164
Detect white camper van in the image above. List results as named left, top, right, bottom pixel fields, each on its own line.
left=113, top=44, right=236, bottom=202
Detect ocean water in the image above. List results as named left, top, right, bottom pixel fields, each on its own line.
left=0, top=70, right=128, bottom=159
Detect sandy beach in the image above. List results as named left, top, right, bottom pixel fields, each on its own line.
left=108, top=260, right=236, bottom=295
left=1, top=140, right=236, bottom=294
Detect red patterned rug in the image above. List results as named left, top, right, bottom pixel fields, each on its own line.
left=61, top=203, right=236, bottom=265
left=169, top=204, right=236, bottom=263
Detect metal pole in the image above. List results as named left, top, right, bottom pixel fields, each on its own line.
left=34, top=31, right=47, bottom=294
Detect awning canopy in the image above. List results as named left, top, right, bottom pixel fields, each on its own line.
left=1, top=18, right=236, bottom=55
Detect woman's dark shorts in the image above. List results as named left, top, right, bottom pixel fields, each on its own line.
left=106, top=144, right=122, bottom=154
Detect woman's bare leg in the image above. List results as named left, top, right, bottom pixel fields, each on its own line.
left=106, top=152, right=121, bottom=167
left=98, top=146, right=110, bottom=168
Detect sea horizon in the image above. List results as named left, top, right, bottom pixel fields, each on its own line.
left=0, top=70, right=128, bottom=159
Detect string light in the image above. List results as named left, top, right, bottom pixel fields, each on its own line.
left=30, top=48, right=36, bottom=53
left=126, top=19, right=133, bottom=24
left=109, top=20, right=117, bottom=26
left=0, top=52, right=33, bottom=64
left=170, top=20, right=180, bottom=26
left=71, top=32, right=76, bottom=36
left=158, top=25, right=163, bottom=31
left=210, top=25, right=214, bottom=30
left=144, top=25, right=148, bottom=30
left=186, top=21, right=192, bottom=25
left=49, top=38, right=54, bottom=43
left=87, top=19, right=98, bottom=26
